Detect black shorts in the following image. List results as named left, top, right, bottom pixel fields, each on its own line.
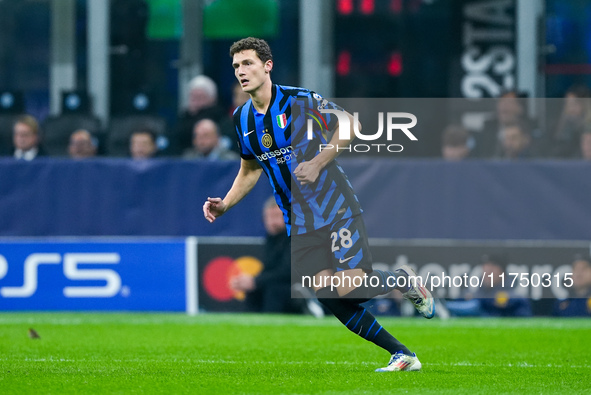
left=292, top=214, right=373, bottom=278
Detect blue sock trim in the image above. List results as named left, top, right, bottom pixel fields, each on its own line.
left=371, top=325, right=383, bottom=341
left=365, top=319, right=377, bottom=339
left=344, top=311, right=358, bottom=327
left=351, top=309, right=366, bottom=331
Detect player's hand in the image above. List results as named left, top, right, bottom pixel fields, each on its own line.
left=294, top=161, right=320, bottom=185
left=203, top=197, right=227, bottom=223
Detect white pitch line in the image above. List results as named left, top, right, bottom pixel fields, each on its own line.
left=0, top=316, right=342, bottom=328
left=1, top=358, right=589, bottom=369
left=1, top=315, right=590, bottom=331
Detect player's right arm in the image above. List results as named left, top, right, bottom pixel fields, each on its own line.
left=203, top=158, right=263, bottom=223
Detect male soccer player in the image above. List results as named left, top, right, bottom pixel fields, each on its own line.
left=203, top=37, right=434, bottom=372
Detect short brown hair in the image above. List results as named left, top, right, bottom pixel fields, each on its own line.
left=229, top=37, right=273, bottom=63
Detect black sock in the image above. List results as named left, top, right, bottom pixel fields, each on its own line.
left=316, top=287, right=411, bottom=356
left=344, top=269, right=410, bottom=300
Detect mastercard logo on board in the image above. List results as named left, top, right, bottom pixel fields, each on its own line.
left=202, top=256, right=263, bottom=302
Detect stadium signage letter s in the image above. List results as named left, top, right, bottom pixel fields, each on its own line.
left=0, top=253, right=121, bottom=298
left=460, top=0, right=516, bottom=98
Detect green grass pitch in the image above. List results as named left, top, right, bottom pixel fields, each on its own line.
left=0, top=313, right=590, bottom=394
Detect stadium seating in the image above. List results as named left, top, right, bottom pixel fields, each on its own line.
left=0, top=114, right=17, bottom=155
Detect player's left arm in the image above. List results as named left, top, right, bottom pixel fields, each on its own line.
left=294, top=111, right=359, bottom=185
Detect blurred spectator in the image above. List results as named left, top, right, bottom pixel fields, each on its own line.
left=12, top=114, right=46, bottom=160
left=554, top=255, right=591, bottom=317
left=231, top=81, right=250, bottom=113
left=550, top=85, right=591, bottom=158
left=188, top=75, right=217, bottom=113
left=68, top=129, right=98, bottom=159
left=182, top=119, right=238, bottom=160
left=230, top=197, right=296, bottom=313
left=474, top=91, right=532, bottom=158
left=496, top=121, right=532, bottom=159
left=445, top=253, right=532, bottom=317
left=441, top=124, right=471, bottom=160
left=172, top=75, right=233, bottom=155
left=129, top=128, right=158, bottom=159
left=580, top=130, right=591, bottom=160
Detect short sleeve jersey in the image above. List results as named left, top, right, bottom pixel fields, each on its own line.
left=233, top=84, right=362, bottom=235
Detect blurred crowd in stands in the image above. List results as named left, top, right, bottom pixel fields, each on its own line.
left=365, top=254, right=591, bottom=318
left=0, top=75, right=246, bottom=161
left=442, top=85, right=591, bottom=161
left=2, top=76, right=591, bottom=162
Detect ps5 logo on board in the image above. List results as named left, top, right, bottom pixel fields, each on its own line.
left=0, top=253, right=122, bottom=298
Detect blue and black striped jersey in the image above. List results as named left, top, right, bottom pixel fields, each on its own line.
left=233, top=84, right=362, bottom=235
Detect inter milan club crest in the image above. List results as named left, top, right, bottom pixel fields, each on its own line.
left=261, top=133, right=273, bottom=148
left=276, top=113, right=287, bottom=129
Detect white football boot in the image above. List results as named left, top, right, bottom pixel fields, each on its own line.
left=398, top=265, right=435, bottom=319
left=375, top=351, right=422, bottom=372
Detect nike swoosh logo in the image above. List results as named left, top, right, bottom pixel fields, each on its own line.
left=243, top=129, right=255, bottom=137
left=339, top=256, right=354, bottom=264
left=357, top=325, right=363, bottom=335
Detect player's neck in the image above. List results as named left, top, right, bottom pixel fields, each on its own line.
left=250, top=79, right=273, bottom=114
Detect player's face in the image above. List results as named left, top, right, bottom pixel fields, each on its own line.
left=232, top=49, right=272, bottom=94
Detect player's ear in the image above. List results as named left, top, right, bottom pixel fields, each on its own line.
left=265, top=60, right=273, bottom=73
